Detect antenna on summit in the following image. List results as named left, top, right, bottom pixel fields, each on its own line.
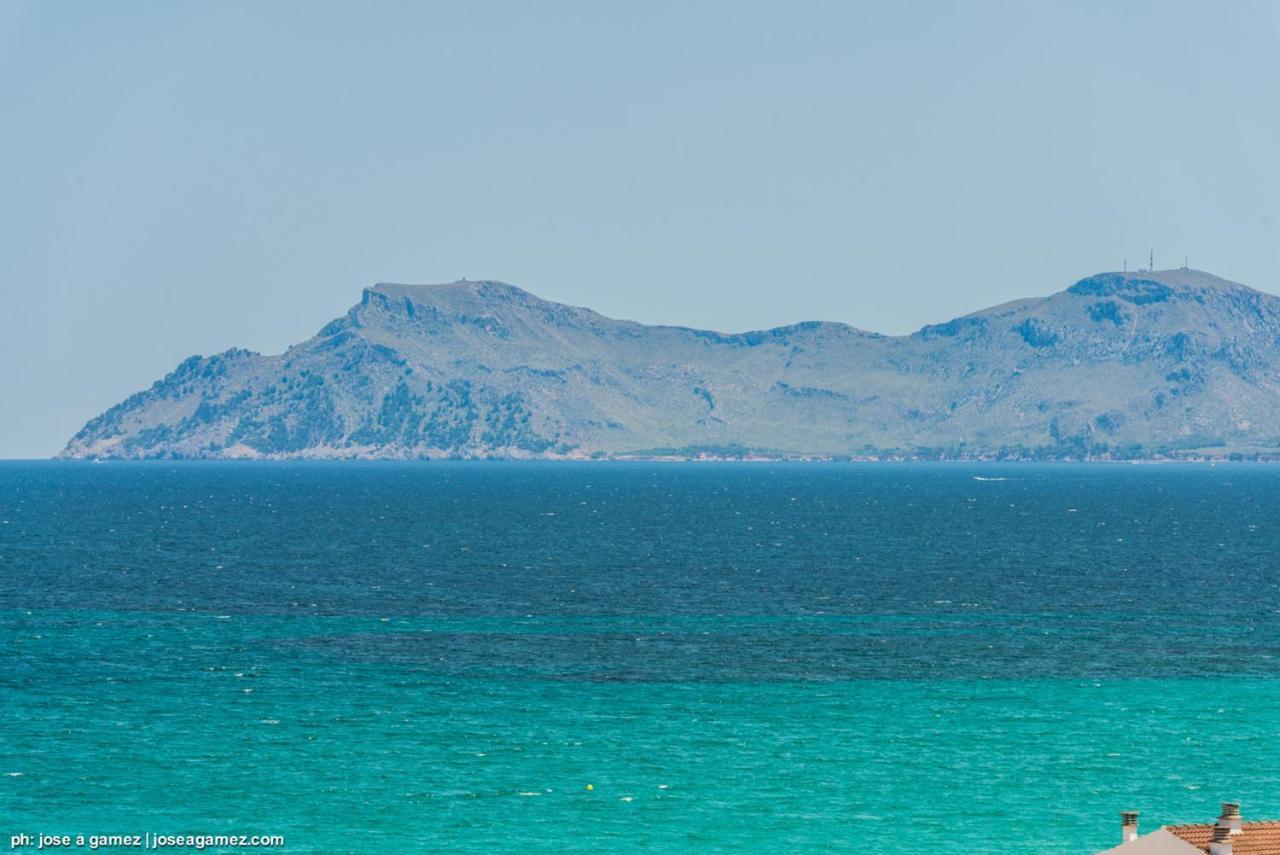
left=1184, top=253, right=1189, bottom=270
left=1149, top=249, right=1154, bottom=271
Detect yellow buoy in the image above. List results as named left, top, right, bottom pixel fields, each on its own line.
left=586, top=784, right=594, bottom=791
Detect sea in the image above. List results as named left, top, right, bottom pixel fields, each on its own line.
left=3, top=461, right=1280, bottom=853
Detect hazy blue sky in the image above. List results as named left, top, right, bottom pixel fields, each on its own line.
left=2, top=1, right=1278, bottom=457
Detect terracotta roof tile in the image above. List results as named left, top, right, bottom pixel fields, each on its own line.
left=1167, top=821, right=1280, bottom=854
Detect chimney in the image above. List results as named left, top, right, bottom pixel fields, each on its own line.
left=1217, top=803, right=1243, bottom=835
left=1208, top=824, right=1235, bottom=855
left=1121, top=811, right=1140, bottom=843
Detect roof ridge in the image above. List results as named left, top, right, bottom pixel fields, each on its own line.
left=1166, top=820, right=1280, bottom=827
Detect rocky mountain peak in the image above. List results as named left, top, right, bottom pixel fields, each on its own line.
left=1066, top=268, right=1258, bottom=302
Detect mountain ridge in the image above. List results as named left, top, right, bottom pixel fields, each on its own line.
left=61, top=268, right=1280, bottom=461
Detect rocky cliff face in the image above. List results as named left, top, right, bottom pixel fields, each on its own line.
left=59, top=269, right=1280, bottom=460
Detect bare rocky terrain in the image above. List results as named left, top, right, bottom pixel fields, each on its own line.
left=60, top=269, right=1280, bottom=460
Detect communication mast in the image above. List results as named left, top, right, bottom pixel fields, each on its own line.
left=1149, top=249, right=1154, bottom=271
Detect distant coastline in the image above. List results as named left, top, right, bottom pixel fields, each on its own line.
left=48, top=451, right=1280, bottom=463
left=60, top=269, right=1280, bottom=463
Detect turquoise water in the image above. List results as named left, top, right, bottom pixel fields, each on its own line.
left=4, top=463, right=1280, bottom=852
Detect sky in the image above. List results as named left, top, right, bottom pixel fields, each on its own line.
left=1, top=1, right=1278, bottom=458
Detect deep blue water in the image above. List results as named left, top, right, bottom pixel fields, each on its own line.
left=3, top=462, right=1280, bottom=852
